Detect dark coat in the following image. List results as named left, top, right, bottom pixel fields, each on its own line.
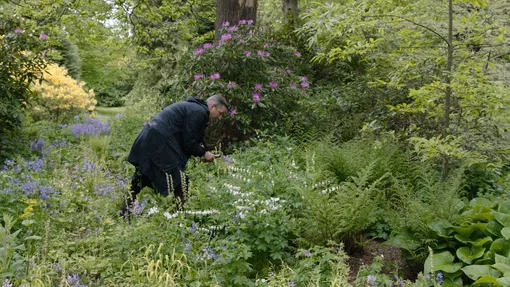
left=128, top=97, right=209, bottom=189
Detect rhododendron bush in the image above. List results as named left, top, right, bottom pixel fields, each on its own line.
left=31, top=64, right=97, bottom=121
left=170, top=21, right=312, bottom=142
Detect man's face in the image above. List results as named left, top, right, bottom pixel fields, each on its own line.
left=209, top=104, right=227, bottom=121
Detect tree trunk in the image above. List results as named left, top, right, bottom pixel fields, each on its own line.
left=282, top=0, right=298, bottom=22
left=441, top=0, right=454, bottom=181
left=215, top=0, right=257, bottom=42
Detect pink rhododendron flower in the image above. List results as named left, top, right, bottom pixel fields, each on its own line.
left=221, top=33, right=232, bottom=41
left=194, top=47, right=204, bottom=55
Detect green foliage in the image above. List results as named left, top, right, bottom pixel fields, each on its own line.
left=52, top=37, right=82, bottom=80
left=298, top=0, right=510, bottom=174
left=0, top=13, right=48, bottom=138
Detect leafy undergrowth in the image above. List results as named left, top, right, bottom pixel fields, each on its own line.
left=0, top=114, right=480, bottom=287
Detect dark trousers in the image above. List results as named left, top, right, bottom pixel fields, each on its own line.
left=121, top=167, right=189, bottom=215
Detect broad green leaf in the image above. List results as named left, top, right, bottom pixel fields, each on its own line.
left=462, top=265, right=500, bottom=281
left=385, top=233, right=421, bottom=250
left=457, top=246, right=485, bottom=264
left=473, top=275, right=501, bottom=286
left=470, top=198, right=495, bottom=209
left=453, top=223, right=487, bottom=239
left=492, top=263, right=510, bottom=274
left=487, top=220, right=504, bottom=237
left=424, top=251, right=463, bottom=274
left=497, top=277, right=510, bottom=286
left=428, top=219, right=454, bottom=237
left=498, top=200, right=510, bottom=214
left=491, top=239, right=510, bottom=257
left=442, top=278, right=462, bottom=287
left=502, top=227, right=510, bottom=240
left=493, top=212, right=510, bottom=227
left=496, top=254, right=510, bottom=265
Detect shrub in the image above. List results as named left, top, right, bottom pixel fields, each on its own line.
left=166, top=21, right=311, bottom=143
left=31, top=64, right=97, bottom=122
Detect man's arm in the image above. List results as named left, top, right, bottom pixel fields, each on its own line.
left=182, top=113, right=207, bottom=157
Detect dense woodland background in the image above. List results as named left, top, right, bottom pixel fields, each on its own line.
left=1, top=0, right=510, bottom=286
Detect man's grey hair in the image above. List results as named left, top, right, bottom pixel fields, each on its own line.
left=207, top=95, right=229, bottom=109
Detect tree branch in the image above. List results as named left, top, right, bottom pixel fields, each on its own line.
left=364, top=14, right=449, bottom=46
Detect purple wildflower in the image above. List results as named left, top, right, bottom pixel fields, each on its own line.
left=289, top=281, right=295, bottom=287
left=222, top=21, right=230, bottom=27
left=39, top=185, right=54, bottom=200
left=304, top=250, right=311, bottom=257
left=194, top=73, right=204, bottom=81
left=14, top=28, right=23, bottom=33
left=209, top=73, right=221, bottom=80
left=2, top=279, right=13, bottom=287
left=203, top=42, right=212, bottom=49
left=263, top=43, right=269, bottom=48
left=301, top=81, right=310, bottom=88
left=290, top=83, right=297, bottom=89
left=228, top=26, right=239, bottom=32
left=247, top=20, right=254, bottom=25
left=293, top=51, right=301, bottom=57
left=227, top=82, right=237, bottom=89
left=252, top=92, right=261, bottom=103
left=244, top=51, right=252, bottom=57
left=70, top=118, right=110, bottom=136
left=367, top=275, right=376, bottom=286
left=239, top=20, right=246, bottom=25
left=229, top=110, right=237, bottom=117
left=269, top=81, right=278, bottom=88
left=190, top=222, right=197, bottom=234
left=257, top=50, right=265, bottom=56
left=30, top=138, right=44, bottom=152
left=254, top=83, right=263, bottom=90
left=39, top=33, right=48, bottom=39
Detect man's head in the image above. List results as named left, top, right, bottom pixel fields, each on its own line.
left=206, top=95, right=229, bottom=121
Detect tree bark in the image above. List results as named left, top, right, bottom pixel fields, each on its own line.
left=441, top=0, right=454, bottom=181
left=215, top=0, right=257, bottom=42
left=282, top=0, right=298, bottom=22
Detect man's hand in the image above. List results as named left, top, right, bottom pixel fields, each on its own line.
left=203, top=151, right=216, bottom=162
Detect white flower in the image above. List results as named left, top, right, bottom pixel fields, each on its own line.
left=163, top=212, right=177, bottom=219
left=147, top=206, right=159, bottom=216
